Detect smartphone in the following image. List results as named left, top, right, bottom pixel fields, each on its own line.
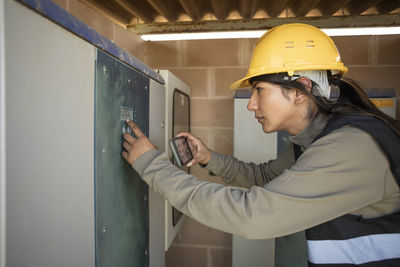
left=169, top=136, right=193, bottom=168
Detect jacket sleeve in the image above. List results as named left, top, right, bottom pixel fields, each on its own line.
left=132, top=127, right=394, bottom=239
left=205, top=146, right=295, bottom=188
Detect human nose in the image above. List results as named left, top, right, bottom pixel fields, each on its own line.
left=247, top=91, right=258, bottom=111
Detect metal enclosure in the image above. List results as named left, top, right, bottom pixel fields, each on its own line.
left=94, top=50, right=150, bottom=267
left=157, top=70, right=191, bottom=251
left=4, top=1, right=96, bottom=266
left=149, top=78, right=166, bottom=267
left=3, top=1, right=165, bottom=266
left=0, top=1, right=6, bottom=267
left=233, top=93, right=276, bottom=267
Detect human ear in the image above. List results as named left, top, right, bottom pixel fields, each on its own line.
left=295, top=77, right=312, bottom=93
left=294, top=77, right=312, bottom=104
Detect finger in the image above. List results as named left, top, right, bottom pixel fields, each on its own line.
left=126, top=120, right=145, bottom=138
left=187, top=157, right=199, bottom=167
left=187, top=141, right=197, bottom=154
left=122, top=132, right=136, bottom=144
left=121, top=151, right=129, bottom=161
left=181, top=132, right=197, bottom=142
left=122, top=141, right=132, bottom=151
left=177, top=132, right=190, bottom=137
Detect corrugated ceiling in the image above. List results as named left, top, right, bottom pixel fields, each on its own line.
left=79, top=0, right=400, bottom=34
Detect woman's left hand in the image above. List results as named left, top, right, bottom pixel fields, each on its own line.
left=121, top=120, right=158, bottom=165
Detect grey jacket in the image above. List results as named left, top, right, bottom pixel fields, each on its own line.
left=133, top=114, right=400, bottom=239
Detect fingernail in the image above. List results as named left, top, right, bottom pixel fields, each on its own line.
left=187, top=162, right=192, bottom=167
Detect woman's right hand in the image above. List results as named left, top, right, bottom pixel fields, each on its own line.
left=177, top=132, right=211, bottom=167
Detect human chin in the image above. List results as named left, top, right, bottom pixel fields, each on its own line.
left=262, top=123, right=275, bottom=133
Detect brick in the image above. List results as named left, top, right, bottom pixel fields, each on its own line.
left=184, top=39, right=240, bottom=67
left=191, top=99, right=234, bottom=127
left=215, top=68, right=247, bottom=97
left=191, top=127, right=211, bottom=147
left=376, top=35, right=400, bottom=65
left=166, top=245, right=208, bottom=267
left=176, top=217, right=233, bottom=247
left=210, top=248, right=232, bottom=267
left=331, top=36, right=371, bottom=65
left=211, top=128, right=233, bottom=156
left=52, top=0, right=67, bottom=9
left=345, top=66, right=400, bottom=90
left=143, top=41, right=178, bottom=68
left=114, top=25, right=144, bottom=61
left=171, top=69, right=209, bottom=97
left=242, top=38, right=258, bottom=67
left=68, top=0, right=114, bottom=41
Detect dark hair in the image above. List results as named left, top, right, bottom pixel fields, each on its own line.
left=249, top=74, right=400, bottom=136
left=326, top=77, right=400, bottom=136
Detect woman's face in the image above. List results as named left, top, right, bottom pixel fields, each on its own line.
left=247, top=81, right=298, bottom=134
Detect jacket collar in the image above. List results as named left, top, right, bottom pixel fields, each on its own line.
left=289, top=113, right=331, bottom=151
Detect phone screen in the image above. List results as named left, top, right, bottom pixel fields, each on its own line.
left=169, top=136, right=193, bottom=167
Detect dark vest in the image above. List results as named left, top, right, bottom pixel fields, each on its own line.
left=293, top=114, right=400, bottom=267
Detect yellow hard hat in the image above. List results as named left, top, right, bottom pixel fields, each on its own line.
left=230, top=23, right=348, bottom=90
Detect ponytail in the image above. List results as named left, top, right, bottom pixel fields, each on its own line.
left=316, top=77, right=400, bottom=136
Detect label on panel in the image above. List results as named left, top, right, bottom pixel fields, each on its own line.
left=95, top=49, right=149, bottom=267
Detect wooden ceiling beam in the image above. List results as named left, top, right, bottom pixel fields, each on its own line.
left=317, top=0, right=351, bottom=16
left=263, top=0, right=292, bottom=18
left=129, top=13, right=400, bottom=34
left=376, top=0, right=400, bottom=14
left=239, top=0, right=260, bottom=19
left=210, top=0, right=231, bottom=20
left=178, top=0, right=206, bottom=21
left=291, top=0, right=321, bottom=17
left=78, top=0, right=134, bottom=26
left=114, top=0, right=157, bottom=22
left=147, top=0, right=183, bottom=22
left=346, top=0, right=383, bottom=15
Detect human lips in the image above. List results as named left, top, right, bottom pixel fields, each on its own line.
left=255, top=115, right=264, bottom=123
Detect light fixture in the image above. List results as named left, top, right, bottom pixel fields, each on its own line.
left=322, top=27, right=400, bottom=36
left=140, top=27, right=400, bottom=41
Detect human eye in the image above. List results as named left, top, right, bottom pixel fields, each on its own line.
left=256, top=87, right=263, bottom=94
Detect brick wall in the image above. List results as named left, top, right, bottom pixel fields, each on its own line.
left=51, top=1, right=400, bottom=266
left=332, top=35, right=400, bottom=119
left=52, top=0, right=145, bottom=61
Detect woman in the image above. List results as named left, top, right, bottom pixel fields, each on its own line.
left=122, top=23, right=400, bottom=266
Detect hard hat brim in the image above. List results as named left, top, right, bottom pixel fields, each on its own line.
left=229, top=66, right=348, bottom=90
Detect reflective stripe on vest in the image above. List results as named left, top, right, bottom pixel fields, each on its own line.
left=308, top=233, right=400, bottom=265
left=293, top=114, right=400, bottom=267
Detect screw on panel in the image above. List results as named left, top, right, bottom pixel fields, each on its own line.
left=145, top=86, right=148, bottom=90
left=144, top=196, right=147, bottom=201
left=145, top=250, right=148, bottom=255
left=103, top=66, right=107, bottom=73
left=102, top=148, right=106, bottom=153
left=103, top=227, right=107, bottom=233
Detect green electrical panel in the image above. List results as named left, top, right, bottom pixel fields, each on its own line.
left=95, top=49, right=149, bottom=267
